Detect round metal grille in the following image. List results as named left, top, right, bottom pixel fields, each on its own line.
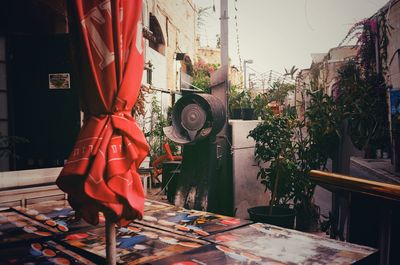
left=181, top=103, right=206, bottom=131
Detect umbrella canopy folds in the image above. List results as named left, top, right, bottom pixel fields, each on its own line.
left=57, top=0, right=148, bottom=226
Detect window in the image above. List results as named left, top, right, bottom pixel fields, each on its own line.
left=149, top=14, right=165, bottom=55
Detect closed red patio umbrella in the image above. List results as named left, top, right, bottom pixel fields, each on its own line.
left=56, top=0, right=148, bottom=263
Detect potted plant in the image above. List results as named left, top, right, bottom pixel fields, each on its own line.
left=247, top=111, right=297, bottom=228
left=253, top=93, right=270, bottom=120
left=229, top=85, right=242, bottom=119
left=240, top=90, right=254, bottom=120
left=248, top=108, right=326, bottom=230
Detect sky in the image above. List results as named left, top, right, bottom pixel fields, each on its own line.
left=194, top=0, right=389, bottom=78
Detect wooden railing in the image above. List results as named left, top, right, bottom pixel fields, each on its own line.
left=309, top=169, right=400, bottom=202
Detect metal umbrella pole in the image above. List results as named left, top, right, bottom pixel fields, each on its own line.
left=105, top=218, right=116, bottom=265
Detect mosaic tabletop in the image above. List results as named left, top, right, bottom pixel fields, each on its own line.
left=0, top=199, right=378, bottom=265
left=14, top=202, right=97, bottom=234
left=0, top=209, right=56, bottom=245
left=59, top=222, right=208, bottom=264
left=204, top=223, right=378, bottom=265
left=146, top=243, right=269, bottom=265
left=135, top=205, right=251, bottom=239
left=0, top=240, right=96, bottom=265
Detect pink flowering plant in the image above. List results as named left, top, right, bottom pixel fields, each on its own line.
left=191, top=59, right=219, bottom=93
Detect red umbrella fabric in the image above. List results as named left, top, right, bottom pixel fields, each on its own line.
left=57, top=0, right=148, bottom=226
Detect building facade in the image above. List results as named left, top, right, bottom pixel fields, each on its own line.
left=295, top=46, right=358, bottom=119
left=143, top=0, right=197, bottom=94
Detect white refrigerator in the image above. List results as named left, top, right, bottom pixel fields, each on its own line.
left=229, top=120, right=270, bottom=219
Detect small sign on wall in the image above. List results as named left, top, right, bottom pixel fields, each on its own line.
left=49, top=73, right=70, bottom=89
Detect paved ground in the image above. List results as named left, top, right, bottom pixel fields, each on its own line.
left=350, top=156, right=400, bottom=184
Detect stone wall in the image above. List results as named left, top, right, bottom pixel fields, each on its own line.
left=197, top=47, right=221, bottom=65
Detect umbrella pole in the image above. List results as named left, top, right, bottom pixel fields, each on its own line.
left=105, top=217, right=116, bottom=265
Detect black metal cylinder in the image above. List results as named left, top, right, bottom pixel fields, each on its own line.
left=164, top=93, right=226, bottom=144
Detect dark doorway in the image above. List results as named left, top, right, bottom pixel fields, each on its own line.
left=8, top=34, right=80, bottom=170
